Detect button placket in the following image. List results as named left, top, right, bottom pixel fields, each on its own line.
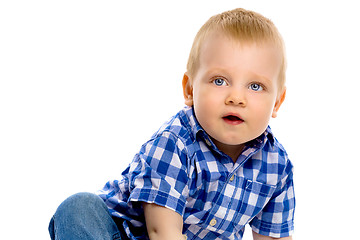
left=229, top=175, right=235, bottom=182
left=209, top=218, right=217, bottom=227
left=205, top=139, right=212, bottom=147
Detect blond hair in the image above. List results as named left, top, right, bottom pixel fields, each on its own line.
left=186, top=8, right=287, bottom=91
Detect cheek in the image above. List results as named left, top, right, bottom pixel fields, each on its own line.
left=192, top=88, right=220, bottom=127
left=249, top=97, right=275, bottom=121
left=193, top=95, right=215, bottom=120
left=194, top=87, right=218, bottom=108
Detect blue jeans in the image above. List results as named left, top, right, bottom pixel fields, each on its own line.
left=49, top=192, right=127, bottom=240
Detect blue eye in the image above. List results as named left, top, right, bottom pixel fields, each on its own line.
left=213, top=78, right=227, bottom=86
left=249, top=83, right=263, bottom=91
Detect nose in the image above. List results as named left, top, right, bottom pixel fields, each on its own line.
left=225, top=89, right=246, bottom=106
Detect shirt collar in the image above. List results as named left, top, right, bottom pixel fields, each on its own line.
left=181, top=106, right=275, bottom=150
left=181, top=106, right=204, bottom=140
left=246, top=126, right=275, bottom=149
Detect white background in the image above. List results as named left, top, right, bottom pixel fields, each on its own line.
left=1, top=1, right=359, bottom=239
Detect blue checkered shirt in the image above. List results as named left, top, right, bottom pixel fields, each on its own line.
left=97, top=107, right=295, bottom=239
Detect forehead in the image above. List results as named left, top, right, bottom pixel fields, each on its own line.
left=198, top=31, right=282, bottom=81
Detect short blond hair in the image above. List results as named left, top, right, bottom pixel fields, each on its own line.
left=186, top=8, right=286, bottom=91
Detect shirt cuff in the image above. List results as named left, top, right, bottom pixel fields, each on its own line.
left=250, top=217, right=294, bottom=238
left=129, top=187, right=186, bottom=216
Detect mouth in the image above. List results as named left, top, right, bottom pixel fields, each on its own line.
left=222, top=114, right=244, bottom=125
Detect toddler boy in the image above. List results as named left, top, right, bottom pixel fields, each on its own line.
left=49, top=8, right=295, bottom=240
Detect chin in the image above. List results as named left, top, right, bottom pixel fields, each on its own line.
left=220, top=138, right=247, bottom=146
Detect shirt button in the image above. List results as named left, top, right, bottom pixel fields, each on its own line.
left=229, top=175, right=235, bottom=182
left=205, top=139, right=211, bottom=147
left=209, top=218, right=217, bottom=226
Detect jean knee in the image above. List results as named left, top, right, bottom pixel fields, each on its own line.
left=49, top=192, right=121, bottom=240
left=55, top=192, right=107, bottom=220
left=60, top=192, right=103, bottom=208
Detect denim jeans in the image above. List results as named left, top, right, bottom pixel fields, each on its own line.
left=49, top=192, right=127, bottom=240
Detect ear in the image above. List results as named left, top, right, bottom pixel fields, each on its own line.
left=182, top=73, right=194, bottom=106
left=272, top=87, right=286, bottom=118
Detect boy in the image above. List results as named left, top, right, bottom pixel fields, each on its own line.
left=49, top=8, right=295, bottom=240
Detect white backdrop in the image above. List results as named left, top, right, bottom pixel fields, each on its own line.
left=1, top=1, right=359, bottom=239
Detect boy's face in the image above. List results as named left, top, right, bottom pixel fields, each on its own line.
left=183, top=31, right=286, bottom=152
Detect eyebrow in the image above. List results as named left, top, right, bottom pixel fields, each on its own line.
left=204, top=68, right=229, bottom=77
left=251, top=72, right=272, bottom=84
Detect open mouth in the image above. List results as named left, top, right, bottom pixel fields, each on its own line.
left=222, top=114, right=244, bottom=124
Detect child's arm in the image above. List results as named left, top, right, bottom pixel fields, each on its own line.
left=143, top=202, right=185, bottom=240
left=252, top=231, right=292, bottom=240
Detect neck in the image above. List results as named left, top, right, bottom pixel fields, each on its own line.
left=211, top=138, right=245, bottom=163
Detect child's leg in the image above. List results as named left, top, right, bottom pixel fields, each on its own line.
left=48, top=192, right=122, bottom=240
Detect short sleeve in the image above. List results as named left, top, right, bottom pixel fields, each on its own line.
left=127, top=131, right=189, bottom=216
left=249, top=159, right=295, bottom=238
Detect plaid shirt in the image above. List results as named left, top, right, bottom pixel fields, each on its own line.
left=97, top=107, right=295, bottom=239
